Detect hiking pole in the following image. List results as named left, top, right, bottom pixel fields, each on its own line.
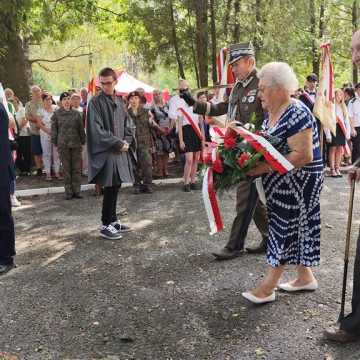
left=338, top=176, right=356, bottom=323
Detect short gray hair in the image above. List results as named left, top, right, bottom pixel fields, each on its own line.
left=258, top=62, right=298, bottom=94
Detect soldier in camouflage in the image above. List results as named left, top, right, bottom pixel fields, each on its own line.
left=51, top=92, right=86, bottom=200
left=180, top=42, right=268, bottom=260
left=128, top=91, right=161, bottom=194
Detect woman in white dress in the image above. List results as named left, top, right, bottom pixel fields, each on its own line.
left=38, top=93, right=61, bottom=180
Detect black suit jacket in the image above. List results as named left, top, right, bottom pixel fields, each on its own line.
left=0, top=103, right=12, bottom=188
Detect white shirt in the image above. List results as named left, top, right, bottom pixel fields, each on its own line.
left=15, top=107, right=30, bottom=136
left=168, top=95, right=199, bottom=127
left=348, top=96, right=360, bottom=127
left=38, top=106, right=55, bottom=137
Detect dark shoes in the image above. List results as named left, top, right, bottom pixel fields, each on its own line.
left=73, top=193, right=83, bottom=199
left=324, top=326, right=359, bottom=343
left=142, top=185, right=153, bottom=194
left=246, top=238, right=267, bottom=254
left=183, top=184, right=191, bottom=192
left=65, top=193, right=73, bottom=200
left=212, top=247, right=244, bottom=260
left=133, top=185, right=153, bottom=194
left=0, top=263, right=16, bottom=276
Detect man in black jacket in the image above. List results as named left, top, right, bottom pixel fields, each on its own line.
left=0, top=102, right=16, bottom=275
left=324, top=29, right=360, bottom=343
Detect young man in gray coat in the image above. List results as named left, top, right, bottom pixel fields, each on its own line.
left=86, top=67, right=135, bottom=240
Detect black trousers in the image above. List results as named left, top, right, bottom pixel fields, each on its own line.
left=352, top=127, right=360, bottom=165
left=101, top=185, right=120, bottom=226
left=16, top=136, right=32, bottom=173
left=0, top=185, right=15, bottom=265
left=341, top=227, right=360, bottom=335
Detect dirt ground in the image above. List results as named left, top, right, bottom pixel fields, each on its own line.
left=1, top=177, right=360, bottom=360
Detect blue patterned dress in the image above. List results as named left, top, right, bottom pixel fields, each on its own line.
left=262, top=101, right=324, bottom=268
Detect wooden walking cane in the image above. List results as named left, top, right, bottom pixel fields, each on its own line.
left=338, top=176, right=356, bottom=322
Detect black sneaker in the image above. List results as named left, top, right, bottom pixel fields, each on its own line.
left=36, top=169, right=43, bottom=176
left=73, top=193, right=83, bottom=199
left=133, top=186, right=141, bottom=194
left=183, top=184, right=191, bottom=192
left=65, top=193, right=73, bottom=200
left=100, top=225, right=122, bottom=240
left=111, top=221, right=132, bottom=233
left=0, top=263, right=16, bottom=276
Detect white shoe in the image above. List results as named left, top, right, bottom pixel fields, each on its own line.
left=11, top=195, right=21, bottom=207
left=242, top=291, right=276, bottom=304
left=278, top=279, right=318, bottom=292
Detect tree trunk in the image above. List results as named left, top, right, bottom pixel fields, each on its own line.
left=353, top=0, right=358, bottom=84
left=254, top=0, right=263, bottom=59
left=0, top=34, right=33, bottom=102
left=210, top=0, right=218, bottom=84
left=194, top=0, right=209, bottom=87
left=223, top=0, right=233, bottom=43
left=310, top=0, right=319, bottom=76
left=233, top=0, right=241, bottom=43
left=186, top=2, right=200, bottom=87
left=169, top=0, right=186, bottom=79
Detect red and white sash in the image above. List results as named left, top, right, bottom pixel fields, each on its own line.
left=232, top=127, right=294, bottom=174
left=178, top=107, right=203, bottom=141
left=202, top=165, right=223, bottom=235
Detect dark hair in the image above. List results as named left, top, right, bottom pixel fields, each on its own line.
left=197, top=91, right=207, bottom=99
left=127, top=91, right=141, bottom=101
left=355, top=83, right=360, bottom=90
left=99, top=67, right=117, bottom=81
left=344, top=87, right=356, bottom=99
left=60, top=91, right=71, bottom=101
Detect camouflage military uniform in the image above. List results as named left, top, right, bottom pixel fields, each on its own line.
left=128, top=107, right=153, bottom=188
left=192, top=68, right=268, bottom=252
left=51, top=108, right=86, bottom=196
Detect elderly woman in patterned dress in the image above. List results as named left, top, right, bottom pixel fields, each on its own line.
left=242, top=62, right=324, bottom=304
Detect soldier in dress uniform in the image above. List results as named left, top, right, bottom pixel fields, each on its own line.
left=180, top=42, right=268, bottom=260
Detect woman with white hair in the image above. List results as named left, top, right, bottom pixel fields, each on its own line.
left=243, top=62, right=324, bottom=304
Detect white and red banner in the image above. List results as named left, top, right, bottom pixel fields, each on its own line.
left=202, top=147, right=224, bottom=234
left=313, top=42, right=336, bottom=135
left=202, top=127, right=294, bottom=234
left=232, top=127, right=294, bottom=174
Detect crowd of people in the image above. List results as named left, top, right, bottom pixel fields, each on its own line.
left=2, top=30, right=360, bottom=348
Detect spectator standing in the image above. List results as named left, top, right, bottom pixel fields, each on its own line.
left=326, top=89, right=351, bottom=177
left=348, top=84, right=360, bottom=164
left=38, top=93, right=60, bottom=180
left=172, top=79, right=205, bottom=192
left=151, top=89, right=174, bottom=178
left=86, top=67, right=134, bottom=240
left=71, top=93, right=83, bottom=114
left=25, top=85, right=43, bottom=176
left=51, top=92, right=85, bottom=199
left=80, top=87, right=88, bottom=110
left=128, top=91, right=156, bottom=194
left=11, top=96, right=31, bottom=175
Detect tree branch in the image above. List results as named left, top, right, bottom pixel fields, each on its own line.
left=29, top=46, right=93, bottom=64
left=330, top=3, right=352, bottom=16
left=96, top=6, right=126, bottom=18
left=35, top=62, right=65, bottom=72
